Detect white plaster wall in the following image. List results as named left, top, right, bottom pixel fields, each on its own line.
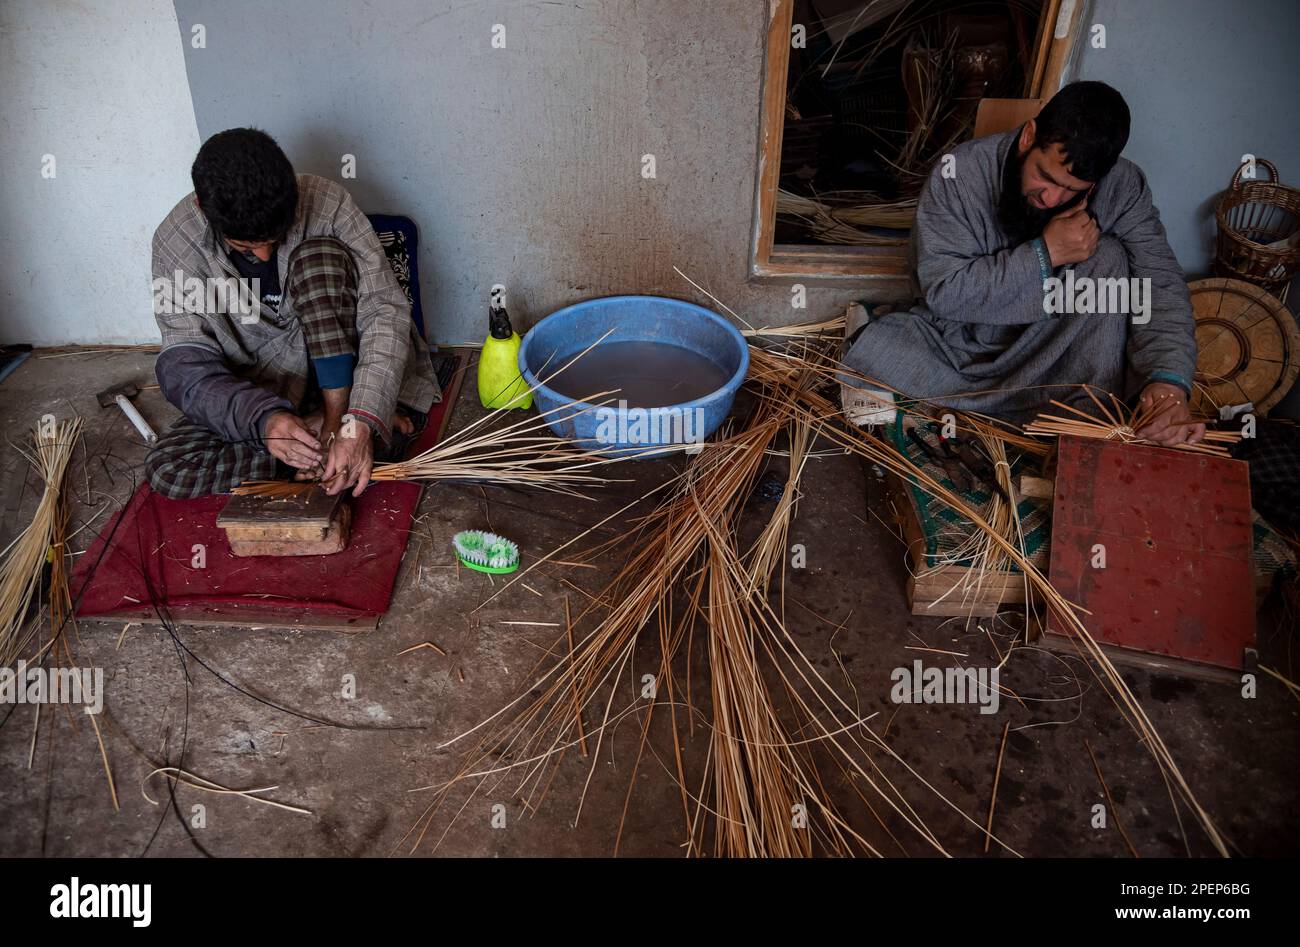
left=0, top=0, right=201, bottom=345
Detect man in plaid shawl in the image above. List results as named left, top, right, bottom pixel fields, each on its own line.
left=147, top=128, right=439, bottom=499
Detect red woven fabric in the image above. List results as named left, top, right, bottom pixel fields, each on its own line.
left=73, top=394, right=452, bottom=624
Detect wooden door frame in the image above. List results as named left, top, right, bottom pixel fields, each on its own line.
left=750, top=0, right=1087, bottom=280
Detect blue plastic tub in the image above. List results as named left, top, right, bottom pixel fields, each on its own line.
left=518, top=295, right=749, bottom=456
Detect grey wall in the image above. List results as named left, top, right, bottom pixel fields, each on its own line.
left=0, top=0, right=200, bottom=345
left=173, top=0, right=870, bottom=346
left=6, top=0, right=1298, bottom=391
left=1070, top=0, right=1300, bottom=416
left=1071, top=0, right=1300, bottom=274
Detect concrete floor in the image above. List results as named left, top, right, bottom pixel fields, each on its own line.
left=0, top=350, right=1296, bottom=857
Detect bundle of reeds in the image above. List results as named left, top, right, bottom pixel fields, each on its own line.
left=408, top=341, right=984, bottom=856
left=748, top=343, right=1228, bottom=855
left=777, top=189, right=917, bottom=245
left=235, top=334, right=650, bottom=499
left=920, top=428, right=1032, bottom=618
left=0, top=417, right=83, bottom=666
left=1025, top=388, right=1241, bottom=457
left=401, top=316, right=1227, bottom=857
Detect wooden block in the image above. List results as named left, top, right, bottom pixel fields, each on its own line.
left=886, top=472, right=1025, bottom=616
left=223, top=521, right=330, bottom=542
left=228, top=504, right=351, bottom=557
left=218, top=488, right=343, bottom=532
left=1017, top=474, right=1055, bottom=501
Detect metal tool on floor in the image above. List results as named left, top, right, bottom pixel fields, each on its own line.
left=96, top=381, right=157, bottom=444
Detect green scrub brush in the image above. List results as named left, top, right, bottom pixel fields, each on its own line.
left=452, top=530, right=520, bottom=574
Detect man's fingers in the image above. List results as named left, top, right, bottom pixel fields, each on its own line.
left=322, top=461, right=349, bottom=495
left=287, top=423, right=322, bottom=450
left=321, top=446, right=338, bottom=483
left=1058, top=199, right=1088, bottom=218
left=352, top=459, right=372, bottom=498
left=321, top=446, right=355, bottom=496
left=1188, top=423, right=1207, bottom=445
left=269, top=437, right=322, bottom=467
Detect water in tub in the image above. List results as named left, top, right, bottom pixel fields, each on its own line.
left=543, top=340, right=729, bottom=408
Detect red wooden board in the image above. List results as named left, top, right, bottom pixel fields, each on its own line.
left=1046, top=437, right=1255, bottom=672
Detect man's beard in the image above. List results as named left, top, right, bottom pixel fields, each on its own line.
left=997, top=146, right=1054, bottom=245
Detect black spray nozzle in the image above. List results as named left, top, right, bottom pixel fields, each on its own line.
left=488, top=304, right=513, bottom=340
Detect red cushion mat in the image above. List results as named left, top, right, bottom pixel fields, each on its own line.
left=73, top=392, right=453, bottom=626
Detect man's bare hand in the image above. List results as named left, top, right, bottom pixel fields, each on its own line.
left=321, top=417, right=374, bottom=497
left=262, top=410, right=324, bottom=471
left=1134, top=382, right=1206, bottom=447
left=1042, top=200, right=1099, bottom=267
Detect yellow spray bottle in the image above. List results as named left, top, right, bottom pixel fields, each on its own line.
left=477, top=303, right=533, bottom=410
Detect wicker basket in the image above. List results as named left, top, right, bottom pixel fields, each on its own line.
left=1214, top=158, right=1300, bottom=293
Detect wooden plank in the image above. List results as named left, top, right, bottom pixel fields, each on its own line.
left=1039, top=627, right=1251, bottom=686
left=1039, top=0, right=1084, bottom=95
left=217, top=488, right=343, bottom=530
left=974, top=98, right=1046, bottom=139
left=761, top=245, right=911, bottom=280
left=907, top=576, right=1002, bottom=618
left=1044, top=437, right=1256, bottom=675
left=1025, top=0, right=1062, bottom=96
left=1017, top=474, right=1055, bottom=501
left=751, top=0, right=794, bottom=278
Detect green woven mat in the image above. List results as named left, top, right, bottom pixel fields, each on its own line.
left=886, top=416, right=1050, bottom=572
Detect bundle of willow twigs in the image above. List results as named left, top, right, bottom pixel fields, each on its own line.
left=1025, top=388, right=1241, bottom=457
left=777, top=189, right=915, bottom=246
left=407, top=339, right=983, bottom=857
left=922, top=428, right=1031, bottom=618
left=777, top=189, right=917, bottom=228
left=0, top=417, right=83, bottom=666
left=234, top=331, right=677, bottom=499
left=401, top=313, right=1228, bottom=858
left=234, top=400, right=620, bottom=498
left=748, top=344, right=1228, bottom=856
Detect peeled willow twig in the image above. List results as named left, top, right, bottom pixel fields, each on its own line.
left=1025, top=390, right=1241, bottom=457
left=401, top=308, right=1227, bottom=857
left=747, top=344, right=1229, bottom=856
left=405, top=335, right=1022, bottom=857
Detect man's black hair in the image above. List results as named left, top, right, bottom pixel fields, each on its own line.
left=1032, top=80, right=1131, bottom=183
left=191, top=128, right=298, bottom=242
